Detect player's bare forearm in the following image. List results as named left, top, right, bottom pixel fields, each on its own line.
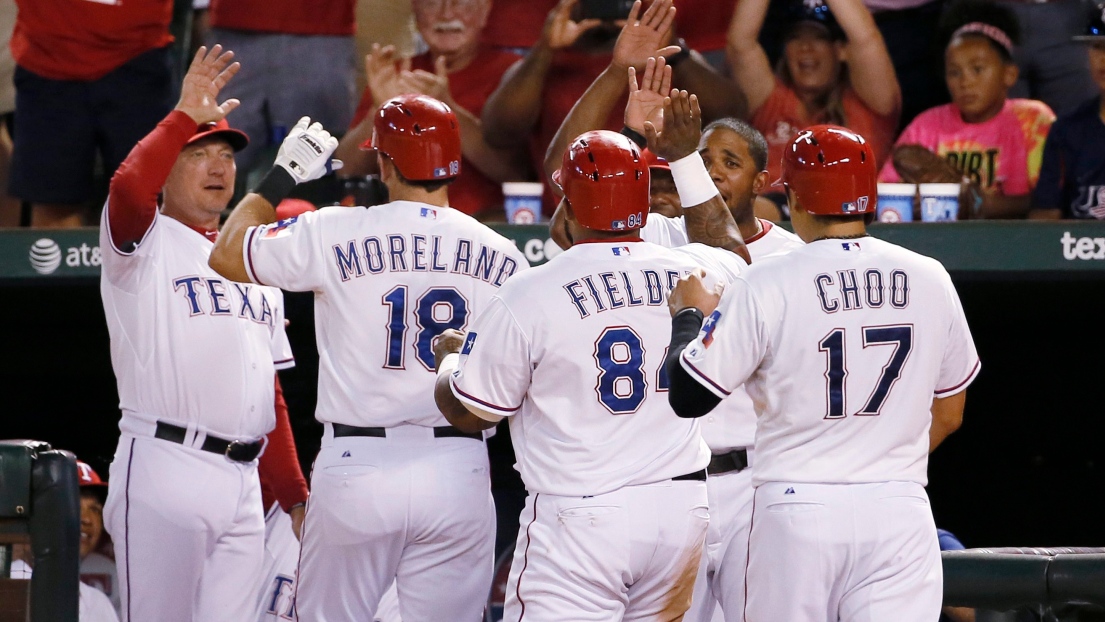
left=543, top=65, right=626, bottom=182
left=684, top=195, right=750, bottom=262
left=481, top=46, right=555, bottom=149
left=435, top=373, right=498, bottom=433
left=672, top=55, right=748, bottom=121
left=930, top=390, right=966, bottom=452
left=452, top=103, right=531, bottom=183
left=209, top=193, right=276, bottom=282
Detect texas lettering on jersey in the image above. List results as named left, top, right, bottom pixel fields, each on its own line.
left=171, top=277, right=277, bottom=331
left=331, top=234, right=520, bottom=287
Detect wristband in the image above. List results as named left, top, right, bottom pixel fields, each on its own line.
left=668, top=38, right=691, bottom=68
left=621, top=126, right=647, bottom=148
left=254, top=166, right=297, bottom=208
left=669, top=152, right=719, bottom=208
left=437, top=352, right=460, bottom=376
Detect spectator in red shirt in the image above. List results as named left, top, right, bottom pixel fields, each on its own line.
left=205, top=0, right=357, bottom=175
left=481, top=0, right=746, bottom=215
left=9, top=0, right=175, bottom=228
left=334, top=0, right=529, bottom=218
left=728, top=0, right=900, bottom=213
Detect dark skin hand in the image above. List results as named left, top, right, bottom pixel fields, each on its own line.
left=432, top=328, right=497, bottom=433
left=645, top=90, right=749, bottom=263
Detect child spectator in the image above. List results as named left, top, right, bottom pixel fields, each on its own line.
left=1031, top=4, right=1105, bottom=220
left=728, top=0, right=901, bottom=213
left=881, top=0, right=1055, bottom=219
left=334, top=0, right=528, bottom=218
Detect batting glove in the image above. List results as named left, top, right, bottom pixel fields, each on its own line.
left=275, top=116, right=343, bottom=184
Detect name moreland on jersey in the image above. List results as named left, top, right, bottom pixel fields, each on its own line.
left=242, top=200, right=528, bottom=429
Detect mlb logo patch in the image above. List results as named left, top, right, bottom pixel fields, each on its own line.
left=420, top=207, right=438, bottom=219
left=841, top=242, right=861, bottom=251
left=611, top=220, right=627, bottom=230
left=702, top=310, right=721, bottom=347
left=461, top=332, right=478, bottom=355
left=611, top=246, right=631, bottom=256
left=433, top=167, right=448, bottom=178
left=262, top=216, right=298, bottom=239
left=841, top=196, right=869, bottom=213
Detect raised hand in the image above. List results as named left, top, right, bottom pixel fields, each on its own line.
left=542, top=0, right=603, bottom=50
left=612, top=0, right=680, bottom=71
left=366, top=43, right=411, bottom=106
left=398, top=56, right=452, bottom=105
left=625, top=56, right=672, bottom=135
left=644, top=89, right=701, bottom=162
left=275, top=117, right=342, bottom=184
left=175, top=45, right=241, bottom=125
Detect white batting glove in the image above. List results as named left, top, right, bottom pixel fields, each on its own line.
left=275, top=116, right=343, bottom=184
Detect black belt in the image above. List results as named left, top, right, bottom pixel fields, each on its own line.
left=332, top=423, right=482, bottom=441
left=672, top=468, right=707, bottom=482
left=707, top=449, right=749, bottom=476
left=154, top=422, right=264, bottom=463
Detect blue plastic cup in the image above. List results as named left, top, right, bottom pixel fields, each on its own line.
left=919, top=183, right=960, bottom=222
left=877, top=183, right=915, bottom=223
left=503, top=182, right=544, bottom=224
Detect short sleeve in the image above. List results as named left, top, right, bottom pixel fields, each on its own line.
left=450, top=297, right=532, bottom=418
left=934, top=272, right=980, bottom=397
left=671, top=243, right=748, bottom=285
left=679, top=278, right=769, bottom=398
left=1020, top=101, right=1056, bottom=190
left=266, top=288, right=295, bottom=370
left=640, top=215, right=689, bottom=247
left=244, top=210, right=329, bottom=291
left=1032, top=123, right=1064, bottom=209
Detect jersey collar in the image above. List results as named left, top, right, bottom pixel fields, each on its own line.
left=574, top=236, right=645, bottom=245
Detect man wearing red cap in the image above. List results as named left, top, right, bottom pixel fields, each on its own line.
left=98, top=46, right=309, bottom=622
left=665, top=125, right=979, bottom=621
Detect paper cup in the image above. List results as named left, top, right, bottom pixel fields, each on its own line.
left=502, top=182, right=544, bottom=224
left=877, top=183, right=915, bottom=223
left=919, top=183, right=960, bottom=222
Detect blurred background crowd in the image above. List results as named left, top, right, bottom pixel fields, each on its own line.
left=2, top=0, right=1105, bottom=231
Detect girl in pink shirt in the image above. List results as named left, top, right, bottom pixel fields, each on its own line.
left=880, top=1, right=1055, bottom=218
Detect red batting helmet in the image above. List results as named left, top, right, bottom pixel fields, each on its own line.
left=552, top=130, right=649, bottom=232
left=362, top=94, right=461, bottom=181
left=778, top=125, right=877, bottom=216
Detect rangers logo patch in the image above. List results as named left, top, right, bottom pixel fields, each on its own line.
left=461, top=332, right=477, bottom=355
left=262, top=216, right=299, bottom=239
left=701, top=310, right=721, bottom=347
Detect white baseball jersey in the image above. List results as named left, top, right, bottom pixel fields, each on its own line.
left=451, top=239, right=746, bottom=497
left=243, top=201, right=527, bottom=428
left=643, top=215, right=803, bottom=451
left=100, top=209, right=294, bottom=439
left=81, top=581, right=121, bottom=622
left=681, top=237, right=980, bottom=486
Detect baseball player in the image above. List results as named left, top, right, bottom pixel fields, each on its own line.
left=99, top=46, right=309, bottom=622
left=666, top=125, right=980, bottom=622
left=209, top=94, right=527, bottom=621
left=434, top=107, right=749, bottom=619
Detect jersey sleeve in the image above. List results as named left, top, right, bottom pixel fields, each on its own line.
left=640, top=215, right=689, bottom=248
left=679, top=278, right=770, bottom=399
left=243, top=209, right=329, bottom=291
left=267, top=288, right=295, bottom=370
left=934, top=272, right=980, bottom=398
left=671, top=243, right=748, bottom=285
left=449, top=296, right=532, bottom=418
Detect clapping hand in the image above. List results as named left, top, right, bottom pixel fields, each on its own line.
left=366, top=43, right=411, bottom=107
left=542, top=0, right=603, bottom=50
left=625, top=56, right=672, bottom=135
left=176, top=45, right=241, bottom=126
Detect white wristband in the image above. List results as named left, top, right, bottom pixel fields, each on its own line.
left=437, top=352, right=460, bottom=377
left=668, top=152, right=719, bottom=209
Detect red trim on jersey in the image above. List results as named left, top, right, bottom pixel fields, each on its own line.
left=743, top=219, right=773, bottom=244
left=450, top=378, right=523, bottom=414
left=516, top=493, right=539, bottom=620
left=935, top=359, right=981, bottom=396
left=258, top=376, right=310, bottom=511
left=107, top=110, right=199, bottom=253
left=680, top=355, right=733, bottom=397
left=574, top=236, right=645, bottom=245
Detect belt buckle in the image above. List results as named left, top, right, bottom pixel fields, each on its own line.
left=225, top=440, right=246, bottom=460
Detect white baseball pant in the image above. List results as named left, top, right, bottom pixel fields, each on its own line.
left=745, top=481, right=942, bottom=622
left=294, top=424, right=495, bottom=621
left=502, top=479, right=709, bottom=622
left=103, top=432, right=265, bottom=622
